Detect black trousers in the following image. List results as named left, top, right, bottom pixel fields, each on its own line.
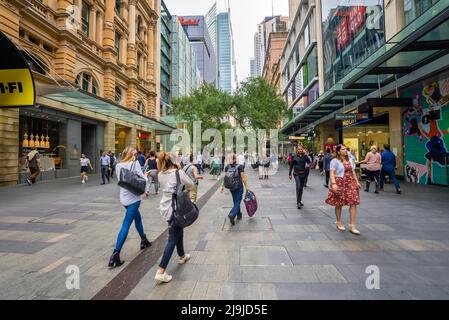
left=294, top=174, right=306, bottom=205
left=325, top=170, right=330, bottom=187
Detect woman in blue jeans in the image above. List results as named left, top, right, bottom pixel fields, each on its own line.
left=108, top=146, right=152, bottom=268
left=155, top=152, right=195, bottom=283
left=221, top=154, right=250, bottom=226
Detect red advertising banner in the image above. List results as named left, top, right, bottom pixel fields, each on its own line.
left=349, top=6, right=366, bottom=34
left=336, top=17, right=349, bottom=51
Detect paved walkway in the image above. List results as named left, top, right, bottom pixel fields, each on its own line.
left=1, top=166, right=449, bottom=299
left=127, top=165, right=449, bottom=300
left=0, top=172, right=219, bottom=299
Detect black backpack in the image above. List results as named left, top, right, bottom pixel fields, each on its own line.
left=171, top=170, right=199, bottom=228
left=224, top=165, right=242, bottom=190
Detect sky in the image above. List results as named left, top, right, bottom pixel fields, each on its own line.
left=164, top=0, right=289, bottom=87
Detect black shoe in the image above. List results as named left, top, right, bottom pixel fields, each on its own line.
left=108, top=250, right=124, bottom=269
left=140, top=236, right=152, bottom=250
left=228, top=214, right=235, bottom=226
left=237, top=212, right=242, bottom=220
left=364, top=189, right=369, bottom=192
left=396, top=189, right=401, bottom=194
left=297, top=203, right=302, bottom=209
left=101, top=182, right=106, bottom=185
left=323, top=184, right=328, bottom=188
left=374, top=190, right=379, bottom=194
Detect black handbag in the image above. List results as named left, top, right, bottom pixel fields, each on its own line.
left=117, top=161, right=146, bottom=196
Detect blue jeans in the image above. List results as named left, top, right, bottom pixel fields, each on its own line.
left=159, top=221, right=185, bottom=269
left=380, top=170, right=401, bottom=190
left=101, top=165, right=110, bottom=183
left=114, top=201, right=145, bottom=252
left=230, top=185, right=244, bottom=218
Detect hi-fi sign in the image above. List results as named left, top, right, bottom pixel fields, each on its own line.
left=0, top=31, right=35, bottom=108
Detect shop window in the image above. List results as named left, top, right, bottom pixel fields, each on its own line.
left=115, top=86, right=122, bottom=104
left=75, top=72, right=98, bottom=95
left=81, top=1, right=90, bottom=37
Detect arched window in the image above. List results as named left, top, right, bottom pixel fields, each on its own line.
left=20, top=51, right=49, bottom=76
left=115, top=86, right=122, bottom=104
left=75, top=72, right=98, bottom=95
left=136, top=100, right=146, bottom=114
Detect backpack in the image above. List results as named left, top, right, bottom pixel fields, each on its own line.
left=171, top=170, right=199, bottom=228
left=244, top=190, right=257, bottom=217
left=224, top=165, right=242, bottom=190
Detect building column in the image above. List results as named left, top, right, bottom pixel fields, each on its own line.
left=120, top=36, right=128, bottom=64
left=96, top=12, right=104, bottom=45
left=125, top=127, right=137, bottom=148
left=0, top=109, right=20, bottom=186
left=89, top=6, right=96, bottom=41
left=103, top=0, right=116, bottom=60
left=389, top=108, right=404, bottom=177
left=127, top=0, right=136, bottom=68
left=127, top=84, right=137, bottom=110
left=103, top=68, right=116, bottom=101
left=55, top=41, right=77, bottom=82
left=147, top=21, right=155, bottom=82
left=104, top=121, right=116, bottom=154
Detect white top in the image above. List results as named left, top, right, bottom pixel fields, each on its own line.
left=196, top=154, right=203, bottom=164
left=80, top=158, right=90, bottom=167
left=237, top=154, right=245, bottom=166
left=101, top=156, right=110, bottom=166
left=330, top=158, right=355, bottom=178
left=116, top=161, right=147, bottom=207
left=158, top=169, right=194, bottom=222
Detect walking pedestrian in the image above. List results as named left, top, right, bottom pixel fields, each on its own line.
left=108, top=146, right=151, bottom=269
left=109, top=151, right=117, bottom=178
left=323, top=148, right=333, bottom=188
left=196, top=152, right=204, bottom=174
left=100, top=151, right=111, bottom=185
left=184, top=154, right=204, bottom=203
left=136, top=151, right=146, bottom=168
left=155, top=152, right=195, bottom=283
left=144, top=151, right=159, bottom=196
left=221, top=154, right=250, bottom=225
left=25, top=146, right=41, bottom=185
left=359, top=145, right=382, bottom=193
left=210, top=154, right=222, bottom=180
left=289, top=146, right=311, bottom=209
left=318, top=150, right=325, bottom=175
left=326, top=144, right=361, bottom=235
left=80, top=154, right=93, bottom=184
left=380, top=144, right=401, bottom=194
left=237, top=152, right=246, bottom=170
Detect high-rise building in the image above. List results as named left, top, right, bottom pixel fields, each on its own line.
left=250, top=58, right=257, bottom=77
left=217, top=12, right=232, bottom=94
left=254, top=16, right=288, bottom=77
left=160, top=1, right=172, bottom=115
left=180, top=16, right=217, bottom=86
left=206, top=2, right=217, bottom=54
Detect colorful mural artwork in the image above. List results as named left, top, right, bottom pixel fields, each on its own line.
left=402, top=73, right=449, bottom=186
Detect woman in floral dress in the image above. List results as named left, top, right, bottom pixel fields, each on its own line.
left=325, top=144, right=362, bottom=235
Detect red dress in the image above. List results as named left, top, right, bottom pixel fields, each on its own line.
left=325, top=161, right=360, bottom=207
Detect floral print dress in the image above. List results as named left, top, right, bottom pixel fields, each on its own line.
left=326, top=161, right=360, bottom=207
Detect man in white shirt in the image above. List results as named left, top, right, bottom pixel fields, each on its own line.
left=196, top=152, right=203, bottom=174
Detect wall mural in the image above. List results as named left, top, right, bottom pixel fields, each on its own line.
left=402, top=74, right=449, bottom=186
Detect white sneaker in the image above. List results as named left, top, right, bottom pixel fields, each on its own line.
left=81, top=180, right=85, bottom=184
left=155, top=271, right=172, bottom=283
left=178, top=254, right=191, bottom=265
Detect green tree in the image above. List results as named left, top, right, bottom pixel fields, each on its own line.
left=234, top=77, right=287, bottom=131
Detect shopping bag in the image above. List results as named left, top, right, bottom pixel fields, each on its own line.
left=244, top=190, right=258, bottom=217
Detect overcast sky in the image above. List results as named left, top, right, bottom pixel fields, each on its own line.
left=164, top=0, right=289, bottom=87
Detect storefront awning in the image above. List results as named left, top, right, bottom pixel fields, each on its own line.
left=36, top=84, right=176, bottom=135
left=282, top=0, right=449, bottom=135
